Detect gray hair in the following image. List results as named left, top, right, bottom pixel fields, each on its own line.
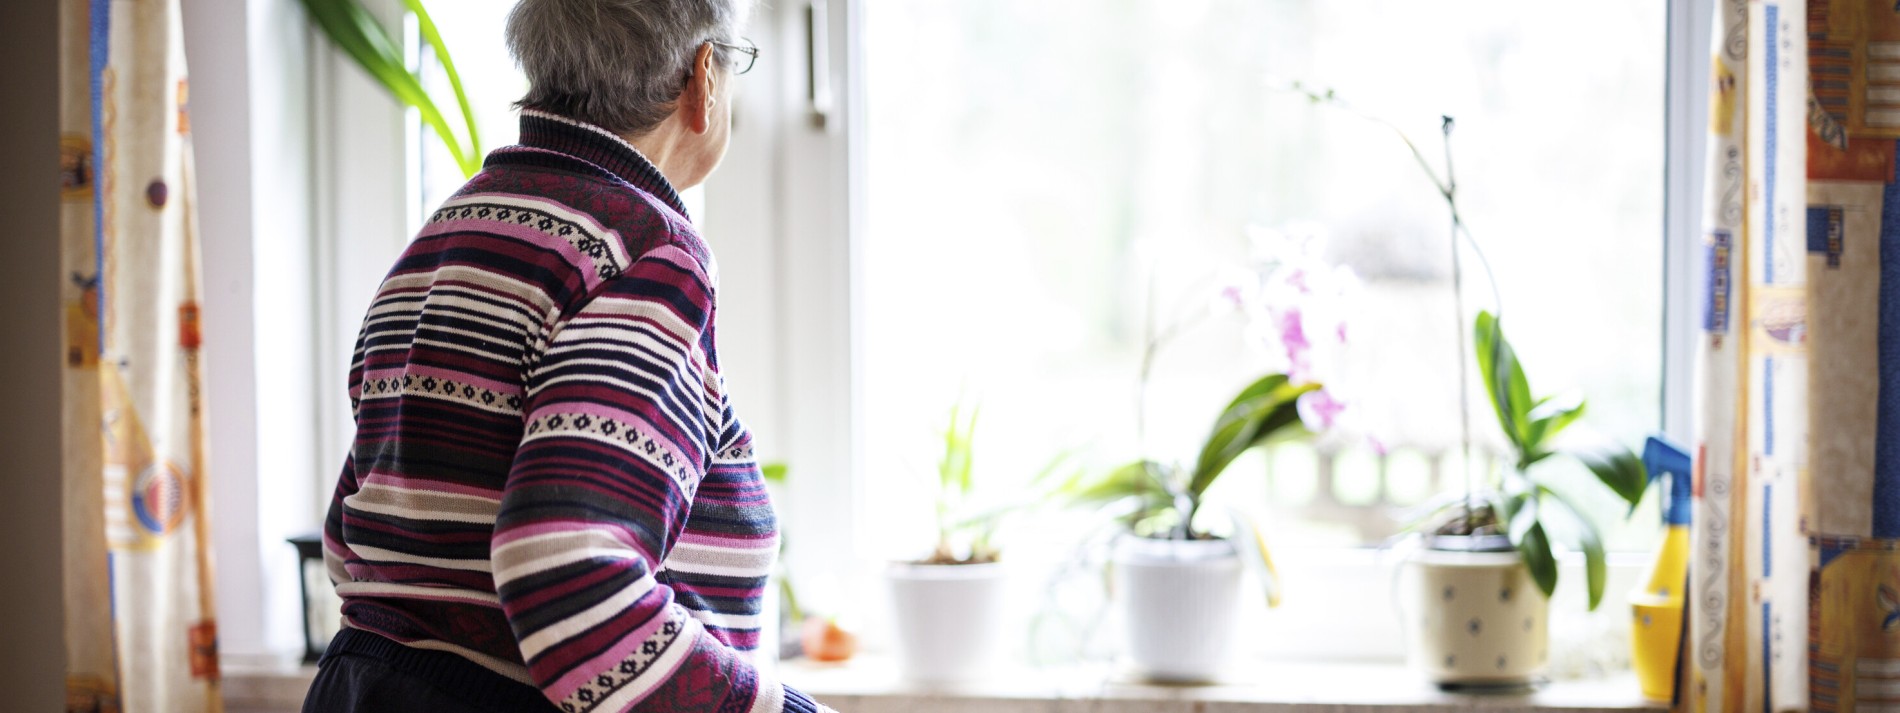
left=506, top=0, right=750, bottom=136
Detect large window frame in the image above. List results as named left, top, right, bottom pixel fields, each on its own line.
left=207, top=0, right=1709, bottom=667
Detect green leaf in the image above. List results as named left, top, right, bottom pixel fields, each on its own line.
left=1577, top=447, right=1649, bottom=514
left=1523, top=395, right=1586, bottom=456
left=1068, top=460, right=1172, bottom=511
left=1188, top=374, right=1317, bottom=498
left=1474, top=311, right=1534, bottom=453
left=1538, top=485, right=1607, bottom=610
left=760, top=462, right=788, bottom=484
left=1514, top=519, right=1559, bottom=600
left=937, top=400, right=979, bottom=499
left=404, top=0, right=482, bottom=174
left=297, top=0, right=481, bottom=177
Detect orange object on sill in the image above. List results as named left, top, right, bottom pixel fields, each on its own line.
left=801, top=616, right=859, bottom=663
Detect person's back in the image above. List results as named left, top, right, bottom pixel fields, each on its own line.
left=311, top=111, right=821, bottom=713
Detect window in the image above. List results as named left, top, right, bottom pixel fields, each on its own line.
left=270, top=0, right=1697, bottom=670
left=860, top=0, right=1668, bottom=560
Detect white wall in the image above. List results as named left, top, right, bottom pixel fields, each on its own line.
left=183, top=0, right=320, bottom=666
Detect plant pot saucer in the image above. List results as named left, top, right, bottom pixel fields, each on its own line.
left=1434, top=676, right=1547, bottom=694
left=1105, top=660, right=1237, bottom=687
left=1421, top=533, right=1513, bottom=552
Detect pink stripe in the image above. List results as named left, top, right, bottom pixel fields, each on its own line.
left=438, top=190, right=620, bottom=242
left=427, top=217, right=610, bottom=293
left=364, top=365, right=523, bottom=398
left=543, top=609, right=682, bottom=700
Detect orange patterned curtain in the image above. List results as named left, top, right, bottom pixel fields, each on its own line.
left=60, top=0, right=221, bottom=711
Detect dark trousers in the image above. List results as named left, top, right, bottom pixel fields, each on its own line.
left=302, top=628, right=557, bottom=713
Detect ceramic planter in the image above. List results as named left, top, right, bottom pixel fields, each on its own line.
left=1112, top=535, right=1242, bottom=682
left=1402, top=536, right=1549, bottom=689
left=886, top=561, right=1007, bottom=683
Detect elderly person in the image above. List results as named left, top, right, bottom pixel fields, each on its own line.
left=301, top=1, right=828, bottom=712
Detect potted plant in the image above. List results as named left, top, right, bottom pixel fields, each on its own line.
left=1400, top=310, right=1647, bottom=690
left=1051, top=224, right=1353, bottom=682
left=1067, top=372, right=1313, bottom=682
left=886, top=399, right=1038, bottom=684
left=1276, top=88, right=1648, bottom=689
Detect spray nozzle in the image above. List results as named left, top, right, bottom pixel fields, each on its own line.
left=1643, top=436, right=1692, bottom=526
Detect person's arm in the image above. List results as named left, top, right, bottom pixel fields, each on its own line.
left=493, top=245, right=825, bottom=713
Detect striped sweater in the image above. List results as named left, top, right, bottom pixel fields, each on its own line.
left=322, top=110, right=824, bottom=713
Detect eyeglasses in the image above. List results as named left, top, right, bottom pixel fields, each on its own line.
left=710, top=38, right=759, bottom=75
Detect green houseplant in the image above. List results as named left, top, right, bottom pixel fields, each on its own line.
left=297, top=0, right=484, bottom=178
left=1063, top=372, right=1310, bottom=682
left=888, top=399, right=1065, bottom=683
left=1057, top=228, right=1352, bottom=682
left=1399, top=310, right=1647, bottom=689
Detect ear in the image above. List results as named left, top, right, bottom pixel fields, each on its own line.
left=684, top=43, right=719, bottom=135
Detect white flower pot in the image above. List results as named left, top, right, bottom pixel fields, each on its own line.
left=1111, top=536, right=1242, bottom=683
left=886, top=562, right=1007, bottom=683
left=1401, top=539, right=1549, bottom=689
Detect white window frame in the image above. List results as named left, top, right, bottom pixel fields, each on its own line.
left=202, top=0, right=1709, bottom=669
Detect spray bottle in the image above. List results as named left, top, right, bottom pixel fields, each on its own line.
left=1630, top=436, right=1691, bottom=701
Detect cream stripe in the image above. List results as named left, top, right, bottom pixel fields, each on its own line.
left=654, top=557, right=768, bottom=578
left=748, top=669, right=785, bottom=713
left=348, top=543, right=493, bottom=573
left=335, top=581, right=500, bottom=605
left=492, top=529, right=653, bottom=582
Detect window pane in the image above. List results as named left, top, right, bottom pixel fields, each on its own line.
left=862, top=0, right=1664, bottom=552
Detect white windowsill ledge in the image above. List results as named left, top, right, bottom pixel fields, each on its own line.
left=780, top=657, right=1666, bottom=713
left=222, top=657, right=1666, bottom=713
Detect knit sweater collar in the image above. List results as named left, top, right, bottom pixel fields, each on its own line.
left=509, top=109, right=690, bottom=217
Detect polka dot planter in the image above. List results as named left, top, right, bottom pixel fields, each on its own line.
left=1402, top=542, right=1549, bottom=690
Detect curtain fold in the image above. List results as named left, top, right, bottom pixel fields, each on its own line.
left=60, top=0, right=221, bottom=711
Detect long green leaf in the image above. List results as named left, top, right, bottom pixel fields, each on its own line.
left=1068, top=460, right=1171, bottom=511
left=1515, top=519, right=1559, bottom=600
left=1523, top=395, right=1586, bottom=452
left=1577, top=447, right=1649, bottom=514
left=1538, top=485, right=1607, bottom=610
left=1474, top=311, right=1534, bottom=453
left=298, top=0, right=479, bottom=178
left=404, top=0, right=482, bottom=173
left=1189, top=375, right=1317, bottom=498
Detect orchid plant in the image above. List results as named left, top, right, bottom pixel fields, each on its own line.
left=1069, top=225, right=1358, bottom=540
left=1284, top=81, right=1648, bottom=610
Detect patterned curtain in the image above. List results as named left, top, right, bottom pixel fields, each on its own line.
left=1692, top=0, right=1900, bottom=711
left=1688, top=4, right=1811, bottom=710
left=59, top=0, right=221, bottom=711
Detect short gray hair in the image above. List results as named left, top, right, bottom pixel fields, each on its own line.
left=507, top=0, right=749, bottom=136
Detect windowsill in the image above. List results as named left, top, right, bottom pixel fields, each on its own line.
left=780, top=656, right=1665, bottom=713
left=221, top=656, right=1666, bottom=713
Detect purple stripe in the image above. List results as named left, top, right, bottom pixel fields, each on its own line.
left=1874, top=140, right=1900, bottom=538
left=1765, top=4, right=1780, bottom=285
left=89, top=0, right=108, bottom=348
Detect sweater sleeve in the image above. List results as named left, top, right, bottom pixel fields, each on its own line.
left=492, top=245, right=827, bottom=713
